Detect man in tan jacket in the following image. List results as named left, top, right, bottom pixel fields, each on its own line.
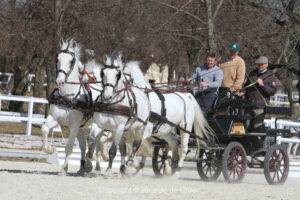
left=220, top=42, right=245, bottom=91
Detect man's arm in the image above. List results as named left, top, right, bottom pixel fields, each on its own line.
left=209, top=69, right=223, bottom=88
left=259, top=77, right=278, bottom=96
left=192, top=67, right=200, bottom=82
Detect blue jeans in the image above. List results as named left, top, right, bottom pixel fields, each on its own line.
left=195, top=92, right=218, bottom=111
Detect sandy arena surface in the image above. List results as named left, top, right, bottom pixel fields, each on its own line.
left=0, top=160, right=299, bottom=200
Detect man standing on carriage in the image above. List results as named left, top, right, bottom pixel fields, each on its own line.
left=220, top=42, right=246, bottom=91
left=245, top=56, right=280, bottom=130
left=192, top=53, right=223, bottom=111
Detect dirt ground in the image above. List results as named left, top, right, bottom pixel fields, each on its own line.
left=0, top=160, right=299, bottom=200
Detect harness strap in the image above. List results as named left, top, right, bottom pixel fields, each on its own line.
left=93, top=103, right=147, bottom=125
left=149, top=111, right=208, bottom=143
left=80, top=66, right=97, bottom=83
left=154, top=90, right=166, bottom=118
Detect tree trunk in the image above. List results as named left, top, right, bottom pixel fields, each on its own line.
left=33, top=58, right=46, bottom=114
left=186, top=25, right=198, bottom=74
left=46, top=0, right=72, bottom=97
left=296, top=42, right=300, bottom=104
left=206, top=0, right=217, bottom=53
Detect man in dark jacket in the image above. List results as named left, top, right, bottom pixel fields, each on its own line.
left=245, top=56, right=279, bottom=130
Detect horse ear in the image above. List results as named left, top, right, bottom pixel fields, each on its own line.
left=72, top=40, right=77, bottom=49
left=59, top=38, right=63, bottom=47
left=117, top=51, right=123, bottom=61
left=68, top=38, right=76, bottom=49
left=103, top=54, right=108, bottom=63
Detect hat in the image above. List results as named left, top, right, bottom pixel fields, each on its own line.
left=255, top=56, right=268, bottom=64
left=228, top=42, right=241, bottom=52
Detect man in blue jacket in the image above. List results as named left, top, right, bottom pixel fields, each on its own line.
left=192, top=53, right=224, bottom=111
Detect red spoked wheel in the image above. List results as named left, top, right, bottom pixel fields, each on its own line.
left=264, top=145, right=289, bottom=185
left=222, top=142, right=247, bottom=183
left=197, top=149, right=222, bottom=181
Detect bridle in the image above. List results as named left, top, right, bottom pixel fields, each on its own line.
left=56, top=48, right=76, bottom=82
left=101, top=64, right=122, bottom=90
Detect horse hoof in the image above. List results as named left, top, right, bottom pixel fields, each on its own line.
left=58, top=171, right=67, bottom=176
left=43, top=146, right=54, bottom=154
left=125, top=165, right=138, bottom=176
left=77, top=169, right=85, bottom=176
left=164, top=160, right=172, bottom=176
left=84, top=160, right=93, bottom=173
left=120, top=165, right=126, bottom=175
left=95, top=163, right=101, bottom=171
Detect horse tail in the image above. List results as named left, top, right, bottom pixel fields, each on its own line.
left=187, top=94, right=215, bottom=146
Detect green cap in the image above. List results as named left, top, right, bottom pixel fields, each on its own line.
left=228, top=42, right=241, bottom=52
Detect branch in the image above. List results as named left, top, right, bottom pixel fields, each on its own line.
left=156, top=0, right=194, bottom=31
left=176, top=33, right=206, bottom=48
left=276, top=37, right=290, bottom=64
left=150, top=0, right=205, bottom=24
left=213, top=0, right=225, bottom=20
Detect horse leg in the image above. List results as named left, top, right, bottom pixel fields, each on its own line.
left=59, top=124, right=80, bottom=176
left=99, top=132, right=111, bottom=163
left=176, top=131, right=190, bottom=177
left=95, top=141, right=102, bottom=172
left=100, top=131, right=112, bottom=161
left=117, top=140, right=126, bottom=175
left=76, top=129, right=87, bottom=175
left=126, top=139, right=142, bottom=175
left=287, top=143, right=293, bottom=160
left=134, top=123, right=154, bottom=172
left=292, top=143, right=299, bottom=159
left=111, top=124, right=126, bottom=175
left=84, top=123, right=101, bottom=173
left=164, top=148, right=173, bottom=175
left=106, top=142, right=117, bottom=173
left=41, top=115, right=58, bottom=154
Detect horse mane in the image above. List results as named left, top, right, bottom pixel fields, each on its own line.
left=60, top=38, right=81, bottom=60
left=124, top=61, right=152, bottom=89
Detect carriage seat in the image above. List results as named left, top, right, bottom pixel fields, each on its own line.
left=211, top=87, right=252, bottom=114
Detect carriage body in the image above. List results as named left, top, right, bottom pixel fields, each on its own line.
left=151, top=86, right=290, bottom=185
left=196, top=91, right=290, bottom=184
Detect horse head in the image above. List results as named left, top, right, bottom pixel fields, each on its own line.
left=56, top=38, right=81, bottom=86
left=101, top=51, right=124, bottom=102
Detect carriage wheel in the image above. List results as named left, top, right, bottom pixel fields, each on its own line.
left=222, top=142, right=247, bottom=183
left=264, top=145, right=289, bottom=185
left=197, top=149, right=222, bottom=181
left=152, top=145, right=178, bottom=177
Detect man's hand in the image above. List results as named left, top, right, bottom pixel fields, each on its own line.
left=236, top=91, right=244, bottom=97
left=200, top=80, right=209, bottom=88
left=256, top=78, right=264, bottom=86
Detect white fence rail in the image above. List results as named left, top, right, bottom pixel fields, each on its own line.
left=269, top=92, right=299, bottom=107
left=0, top=94, right=48, bottom=136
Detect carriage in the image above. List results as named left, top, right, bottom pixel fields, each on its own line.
left=151, top=86, right=290, bottom=185
left=50, top=40, right=290, bottom=184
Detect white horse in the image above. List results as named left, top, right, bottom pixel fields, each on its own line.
left=124, top=61, right=214, bottom=176
left=287, top=128, right=299, bottom=160
left=88, top=52, right=152, bottom=175
left=42, top=38, right=102, bottom=175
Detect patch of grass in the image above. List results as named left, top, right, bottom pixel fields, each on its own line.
left=0, top=156, right=47, bottom=163
left=0, top=122, right=69, bottom=138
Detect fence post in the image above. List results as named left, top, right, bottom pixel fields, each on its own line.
left=26, top=97, right=34, bottom=136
